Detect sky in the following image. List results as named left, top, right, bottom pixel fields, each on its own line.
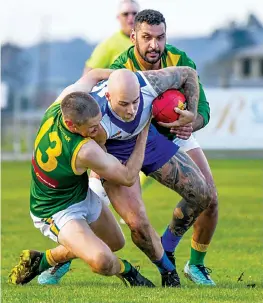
left=1, top=0, right=263, bottom=47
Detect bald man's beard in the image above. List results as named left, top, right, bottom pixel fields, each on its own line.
left=136, top=43, right=162, bottom=64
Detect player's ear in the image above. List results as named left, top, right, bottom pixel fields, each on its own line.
left=65, top=119, right=73, bottom=129
left=130, top=29, right=136, bottom=44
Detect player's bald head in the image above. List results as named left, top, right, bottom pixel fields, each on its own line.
left=108, top=69, right=140, bottom=100
left=106, top=70, right=140, bottom=122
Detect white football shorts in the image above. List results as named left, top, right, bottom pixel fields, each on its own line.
left=30, top=187, right=102, bottom=243
left=173, top=134, right=200, bottom=152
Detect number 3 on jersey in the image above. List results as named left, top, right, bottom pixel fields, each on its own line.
left=34, top=117, right=62, bottom=172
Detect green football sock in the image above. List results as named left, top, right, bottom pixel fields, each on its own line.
left=189, top=239, right=209, bottom=265
left=119, top=259, right=132, bottom=274
left=39, top=250, right=56, bottom=272
left=189, top=247, right=207, bottom=265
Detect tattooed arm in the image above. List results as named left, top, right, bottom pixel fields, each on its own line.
left=142, top=67, right=199, bottom=127
left=193, top=114, right=204, bottom=132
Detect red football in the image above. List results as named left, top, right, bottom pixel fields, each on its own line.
left=152, top=89, right=186, bottom=123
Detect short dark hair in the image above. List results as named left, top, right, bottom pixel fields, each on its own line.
left=61, top=92, right=100, bottom=126
left=135, top=9, right=166, bottom=30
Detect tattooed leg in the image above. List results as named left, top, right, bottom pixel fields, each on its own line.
left=149, top=149, right=213, bottom=236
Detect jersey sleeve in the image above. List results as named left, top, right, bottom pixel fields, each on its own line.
left=136, top=71, right=158, bottom=99
left=110, top=55, right=126, bottom=69
left=179, top=53, right=210, bottom=127
left=85, top=41, right=112, bottom=68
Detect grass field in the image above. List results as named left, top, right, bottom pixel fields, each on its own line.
left=1, top=159, right=263, bottom=302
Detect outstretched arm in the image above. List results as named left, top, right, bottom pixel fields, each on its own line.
left=58, top=68, right=113, bottom=100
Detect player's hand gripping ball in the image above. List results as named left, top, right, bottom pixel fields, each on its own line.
left=152, top=89, right=186, bottom=123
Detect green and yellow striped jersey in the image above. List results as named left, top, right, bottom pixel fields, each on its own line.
left=30, top=101, right=89, bottom=218
left=111, top=44, right=210, bottom=138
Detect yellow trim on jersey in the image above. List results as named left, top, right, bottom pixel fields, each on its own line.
left=191, top=239, right=209, bottom=252
left=165, top=52, right=181, bottom=67
left=71, top=138, right=91, bottom=175
left=131, top=48, right=181, bottom=70
left=46, top=99, right=62, bottom=112
left=132, top=52, right=148, bottom=71
left=135, top=58, right=148, bottom=71
left=124, top=58, right=138, bottom=72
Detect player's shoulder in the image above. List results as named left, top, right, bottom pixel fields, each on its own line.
left=111, top=46, right=134, bottom=65
left=78, top=134, right=107, bottom=165
left=77, top=138, right=97, bottom=159
left=90, top=79, right=108, bottom=97
left=165, top=44, right=196, bottom=67
left=135, top=71, right=158, bottom=98
left=165, top=44, right=187, bottom=56
left=44, top=99, right=61, bottom=116
left=135, top=71, right=147, bottom=88
left=74, top=138, right=98, bottom=171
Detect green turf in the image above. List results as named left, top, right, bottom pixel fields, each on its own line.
left=1, top=159, right=263, bottom=302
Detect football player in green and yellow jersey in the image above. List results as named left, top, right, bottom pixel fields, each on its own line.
left=8, top=69, right=154, bottom=288
left=108, top=9, right=217, bottom=286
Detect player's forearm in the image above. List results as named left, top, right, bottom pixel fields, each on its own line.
left=77, top=68, right=113, bottom=92
left=143, top=66, right=199, bottom=117
left=82, top=66, right=92, bottom=77
left=180, top=67, right=199, bottom=118
left=192, top=114, right=204, bottom=132
left=88, top=68, right=113, bottom=82
left=125, top=131, right=149, bottom=186
left=88, top=140, right=147, bottom=187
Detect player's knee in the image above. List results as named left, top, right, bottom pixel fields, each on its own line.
left=127, top=212, right=150, bottom=238
left=204, top=187, right=218, bottom=217
left=200, top=183, right=215, bottom=211
left=110, top=234, right=125, bottom=252
left=91, top=251, right=115, bottom=276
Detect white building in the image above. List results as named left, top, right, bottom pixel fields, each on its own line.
left=231, top=45, right=263, bottom=87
